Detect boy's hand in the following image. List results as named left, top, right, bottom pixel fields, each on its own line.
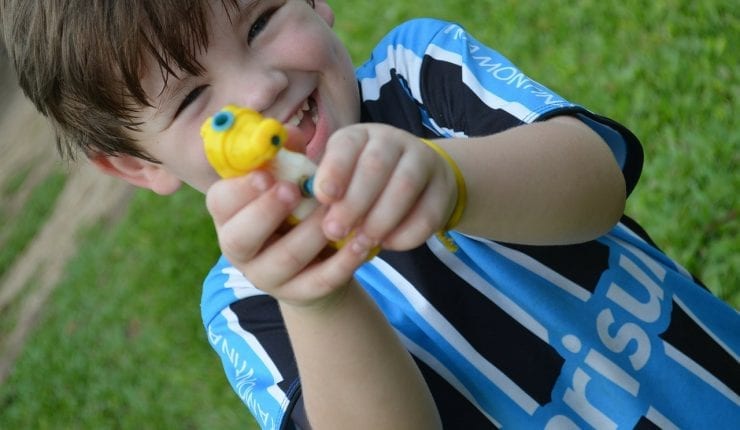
left=313, top=123, right=458, bottom=252
left=206, top=171, right=370, bottom=307
left=205, top=123, right=457, bottom=306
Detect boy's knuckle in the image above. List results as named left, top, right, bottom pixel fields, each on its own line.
left=272, top=247, right=306, bottom=269
left=218, top=231, right=251, bottom=263
left=394, top=169, right=423, bottom=194
left=205, top=185, right=228, bottom=216
left=331, top=125, right=368, bottom=148
left=359, top=148, right=390, bottom=174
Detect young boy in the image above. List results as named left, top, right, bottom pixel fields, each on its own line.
left=3, top=0, right=738, bottom=428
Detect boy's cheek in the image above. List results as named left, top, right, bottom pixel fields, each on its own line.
left=163, top=159, right=221, bottom=194
left=179, top=148, right=224, bottom=193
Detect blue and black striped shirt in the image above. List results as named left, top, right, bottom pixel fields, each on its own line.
left=202, top=19, right=739, bottom=429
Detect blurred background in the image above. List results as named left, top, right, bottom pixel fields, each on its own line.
left=0, top=0, right=737, bottom=428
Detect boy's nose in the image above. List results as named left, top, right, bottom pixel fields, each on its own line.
left=225, top=67, right=289, bottom=113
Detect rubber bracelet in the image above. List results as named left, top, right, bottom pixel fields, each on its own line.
left=420, top=138, right=467, bottom=231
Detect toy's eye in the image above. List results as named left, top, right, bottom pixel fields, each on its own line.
left=212, top=111, right=235, bottom=131
left=271, top=135, right=281, bottom=146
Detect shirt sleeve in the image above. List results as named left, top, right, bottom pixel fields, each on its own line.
left=357, top=18, right=643, bottom=195
left=201, top=256, right=301, bottom=430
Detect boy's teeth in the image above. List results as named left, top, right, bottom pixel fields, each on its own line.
left=287, top=99, right=316, bottom=127
left=307, top=98, right=318, bottom=123
left=288, top=108, right=303, bottom=126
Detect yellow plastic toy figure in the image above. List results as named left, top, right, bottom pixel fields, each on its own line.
left=202, top=104, right=381, bottom=255
left=201, top=104, right=319, bottom=222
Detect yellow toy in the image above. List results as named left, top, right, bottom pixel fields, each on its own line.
left=201, top=104, right=319, bottom=221
left=202, top=104, right=380, bottom=257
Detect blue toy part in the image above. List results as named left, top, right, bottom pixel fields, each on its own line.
left=300, top=175, right=315, bottom=198
left=212, top=110, right=235, bottom=131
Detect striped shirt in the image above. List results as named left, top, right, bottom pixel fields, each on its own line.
left=201, top=19, right=739, bottom=429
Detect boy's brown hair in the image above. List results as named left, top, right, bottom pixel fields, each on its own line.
left=0, top=0, right=243, bottom=161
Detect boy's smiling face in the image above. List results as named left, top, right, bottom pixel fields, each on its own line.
left=122, top=0, right=359, bottom=194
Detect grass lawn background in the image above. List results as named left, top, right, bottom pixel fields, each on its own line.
left=0, top=0, right=736, bottom=428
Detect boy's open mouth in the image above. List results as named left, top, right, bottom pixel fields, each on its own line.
left=287, top=96, right=318, bottom=128
left=286, top=96, right=318, bottom=152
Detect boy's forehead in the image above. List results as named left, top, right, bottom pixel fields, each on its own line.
left=135, top=0, right=272, bottom=106
left=99, top=1, right=245, bottom=109
left=132, top=0, right=324, bottom=110
left=131, top=2, right=230, bottom=106
left=137, top=0, right=246, bottom=84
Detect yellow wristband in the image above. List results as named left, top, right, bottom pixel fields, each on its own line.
left=420, top=138, right=467, bottom=231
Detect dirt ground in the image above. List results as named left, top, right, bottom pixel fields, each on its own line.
left=0, top=54, right=135, bottom=385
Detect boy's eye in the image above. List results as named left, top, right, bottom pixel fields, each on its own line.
left=175, top=85, right=207, bottom=118
left=248, top=8, right=277, bottom=44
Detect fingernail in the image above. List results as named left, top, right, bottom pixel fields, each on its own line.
left=276, top=183, right=298, bottom=203
left=349, top=231, right=378, bottom=258
left=354, top=233, right=375, bottom=249
left=324, top=220, right=348, bottom=240
left=350, top=240, right=369, bottom=257
left=250, top=172, right=269, bottom=192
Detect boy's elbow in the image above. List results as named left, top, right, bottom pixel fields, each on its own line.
left=602, top=185, right=626, bottom=236
left=553, top=115, right=628, bottom=240
left=590, top=165, right=627, bottom=239
left=581, top=123, right=628, bottom=240
left=561, top=155, right=626, bottom=244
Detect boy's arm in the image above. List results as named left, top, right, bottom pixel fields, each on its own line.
left=206, top=174, right=441, bottom=430
left=314, top=115, right=626, bottom=252
left=280, top=282, right=440, bottom=430
left=441, top=115, right=626, bottom=245
left=350, top=18, right=633, bottom=248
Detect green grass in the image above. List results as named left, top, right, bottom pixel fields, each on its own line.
left=0, top=168, right=67, bottom=275
left=1, top=188, right=251, bottom=429
left=1, top=1, right=737, bottom=428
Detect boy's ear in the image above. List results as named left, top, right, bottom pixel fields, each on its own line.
left=313, top=0, right=335, bottom=27
left=90, top=153, right=182, bottom=195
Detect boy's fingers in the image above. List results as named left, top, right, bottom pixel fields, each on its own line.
left=216, top=181, right=302, bottom=264
left=244, top=206, right=331, bottom=288
left=320, top=130, right=411, bottom=242
left=325, top=138, right=402, bottom=238
left=206, top=171, right=273, bottom=226
left=382, top=165, right=453, bottom=250
left=283, top=237, right=372, bottom=305
left=244, top=206, right=369, bottom=304
left=354, top=145, right=430, bottom=242
left=313, top=126, right=367, bottom=203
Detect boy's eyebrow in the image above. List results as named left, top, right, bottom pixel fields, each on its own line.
left=144, top=69, right=190, bottom=116
left=137, top=60, right=196, bottom=126
left=219, top=0, right=259, bottom=29
left=159, top=80, right=190, bottom=115
left=142, top=0, right=259, bottom=117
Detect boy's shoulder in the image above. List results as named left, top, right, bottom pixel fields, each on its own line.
left=378, top=17, right=465, bottom=48
left=360, top=17, right=468, bottom=75
left=394, top=17, right=465, bottom=34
